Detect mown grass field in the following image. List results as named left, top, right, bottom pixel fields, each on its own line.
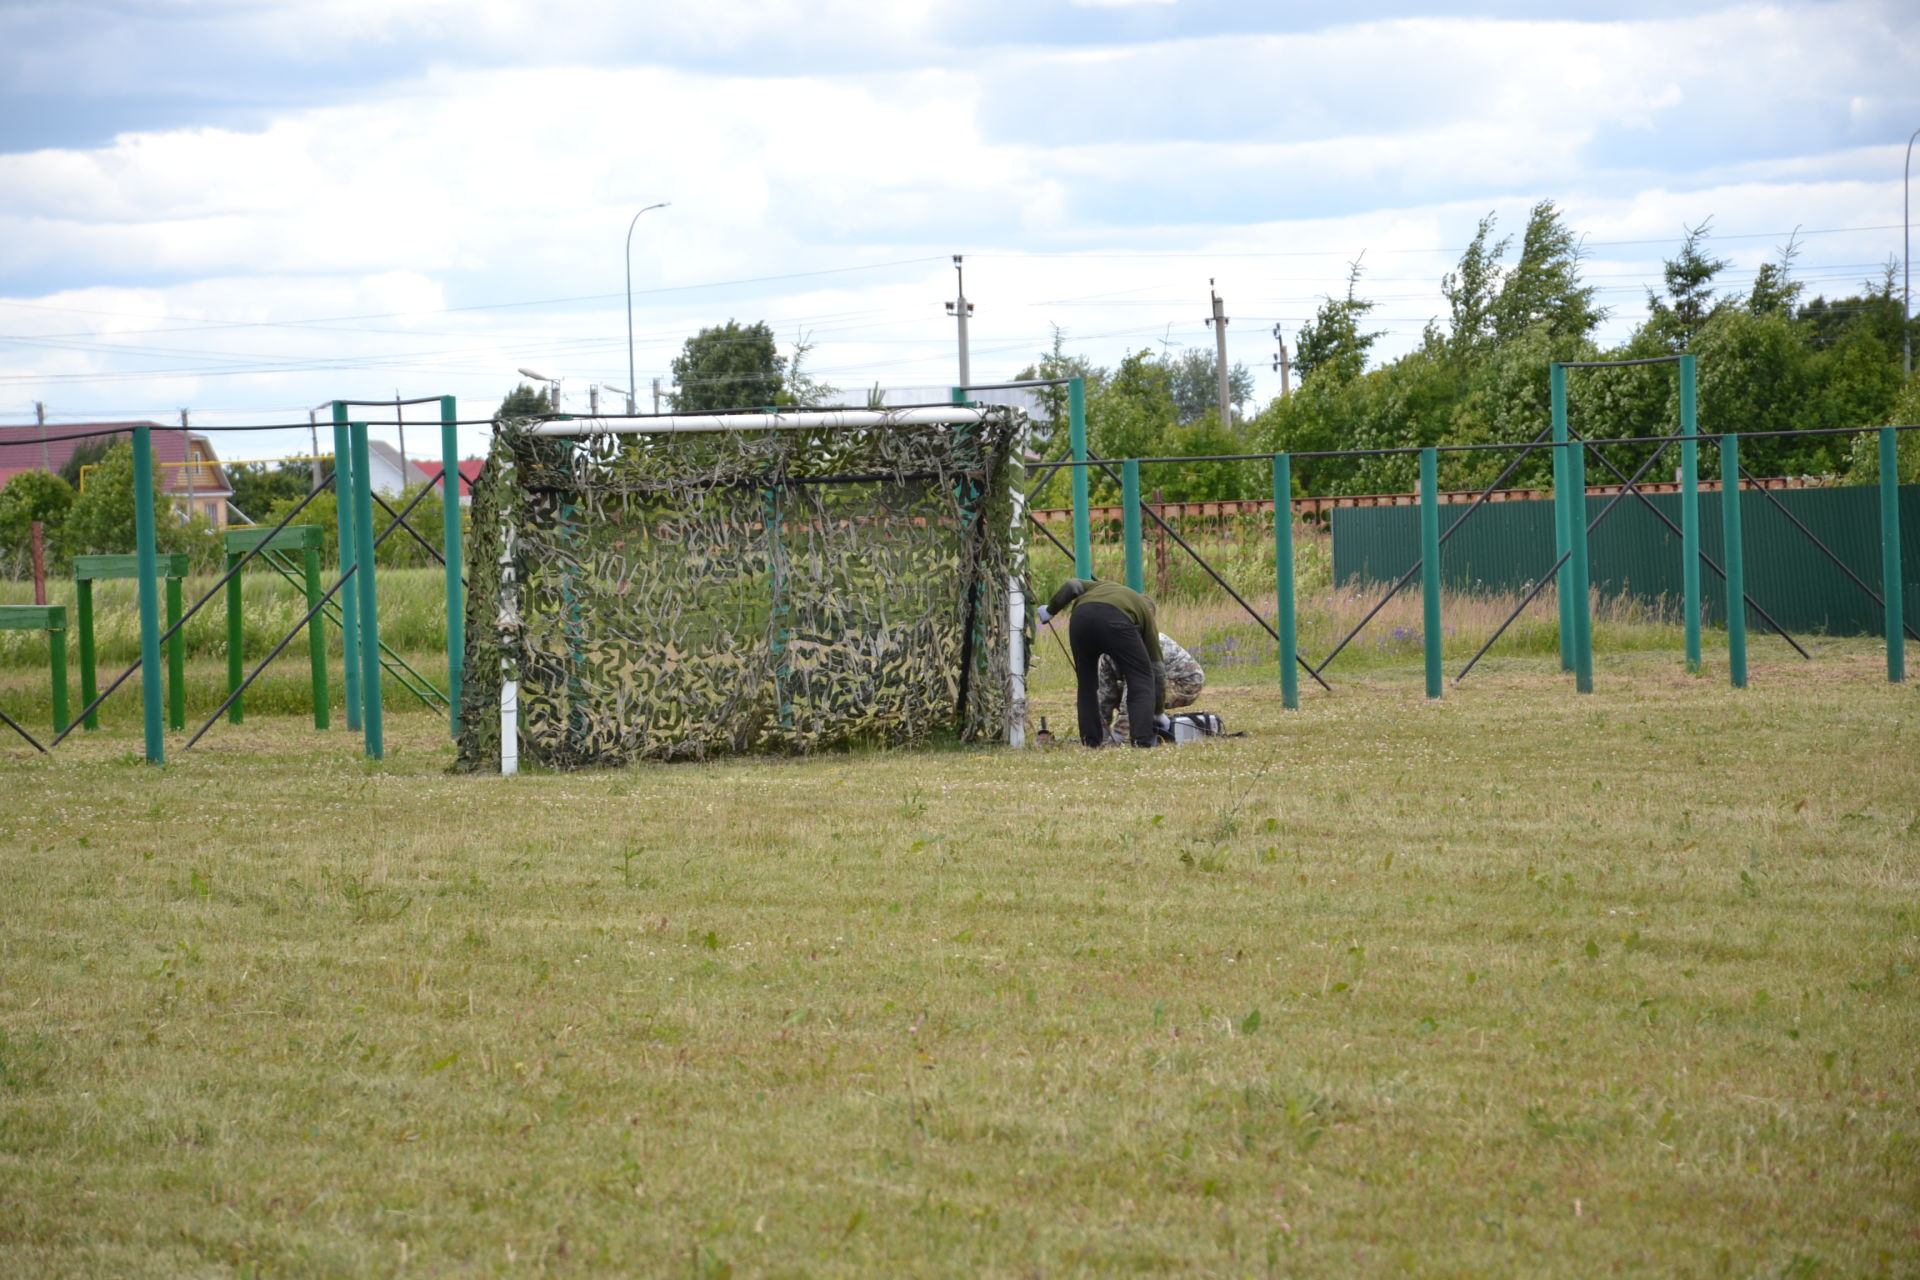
left=1, top=624, right=1916, bottom=1276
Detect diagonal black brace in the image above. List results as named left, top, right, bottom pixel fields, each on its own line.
left=1027, top=510, right=1078, bottom=564
left=1087, top=453, right=1331, bottom=693
left=1314, top=424, right=1555, bottom=676
left=371, top=474, right=464, bottom=587
left=50, top=474, right=336, bottom=747
left=0, top=704, right=48, bottom=752
left=1455, top=441, right=1671, bottom=684
left=1577, top=436, right=1810, bottom=660
left=1737, top=463, right=1920, bottom=644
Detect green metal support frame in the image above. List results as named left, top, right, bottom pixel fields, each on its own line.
left=131, top=423, right=165, bottom=764
left=223, top=525, right=329, bottom=729
left=224, top=548, right=245, bottom=724
left=0, top=605, right=69, bottom=733
left=1273, top=455, right=1298, bottom=711
left=72, top=553, right=189, bottom=732
left=1721, top=435, right=1748, bottom=689
left=1121, top=459, right=1144, bottom=592
left=1068, top=377, right=1092, bottom=578
left=349, top=422, right=385, bottom=759
left=1880, top=427, right=1905, bottom=684
left=331, top=404, right=362, bottom=732
left=440, top=394, right=464, bottom=736
left=1678, top=354, right=1702, bottom=672
left=1567, top=432, right=1594, bottom=693
left=1419, top=448, right=1443, bottom=699
left=1550, top=366, right=1573, bottom=672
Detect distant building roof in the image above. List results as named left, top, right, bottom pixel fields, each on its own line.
left=412, top=456, right=483, bottom=497
left=0, top=422, right=232, bottom=497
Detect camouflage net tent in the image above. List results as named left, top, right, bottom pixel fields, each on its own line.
left=455, top=406, right=1026, bottom=771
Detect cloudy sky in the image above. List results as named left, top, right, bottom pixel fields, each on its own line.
left=1, top=0, right=1916, bottom=463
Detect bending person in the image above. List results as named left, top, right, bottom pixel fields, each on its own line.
left=1037, top=577, right=1165, bottom=748
left=1100, top=633, right=1204, bottom=745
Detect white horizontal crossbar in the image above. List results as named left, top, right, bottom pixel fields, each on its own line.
left=524, top=407, right=996, bottom=437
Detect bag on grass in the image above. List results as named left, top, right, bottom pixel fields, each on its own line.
left=1158, top=711, right=1224, bottom=744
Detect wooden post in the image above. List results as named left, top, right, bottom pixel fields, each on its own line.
left=1152, top=488, right=1169, bottom=597
left=30, top=521, right=46, bottom=605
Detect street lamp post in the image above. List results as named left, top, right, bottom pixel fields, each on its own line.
left=626, top=203, right=670, bottom=416
left=517, top=367, right=560, bottom=411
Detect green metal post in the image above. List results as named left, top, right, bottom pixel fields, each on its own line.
left=47, top=607, right=68, bottom=735
left=304, top=543, right=330, bottom=728
left=440, top=395, right=464, bottom=736
left=1122, top=459, right=1144, bottom=592
left=1550, top=364, right=1573, bottom=671
left=332, top=404, right=362, bottom=731
left=224, top=549, right=244, bottom=724
left=1721, top=434, right=1747, bottom=689
left=76, top=578, right=97, bottom=730
left=131, top=423, right=165, bottom=764
left=1568, top=429, right=1594, bottom=693
left=1068, top=376, right=1092, bottom=578
left=165, top=575, right=184, bottom=731
left=1273, top=455, right=1298, bottom=711
left=1419, top=447, right=1444, bottom=698
left=350, top=422, right=384, bottom=759
left=1678, top=354, right=1702, bottom=672
left=1881, top=427, right=1905, bottom=684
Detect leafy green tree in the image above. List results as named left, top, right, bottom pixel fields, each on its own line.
left=1086, top=349, right=1178, bottom=498
left=1489, top=200, right=1604, bottom=343
left=0, top=470, right=75, bottom=576
left=1015, top=325, right=1102, bottom=457
left=62, top=441, right=209, bottom=563
left=493, top=383, right=551, bottom=422
left=1441, top=212, right=1508, bottom=359
left=227, top=460, right=313, bottom=524
left=1160, top=347, right=1255, bottom=424
left=58, top=436, right=114, bottom=489
left=1645, top=219, right=1729, bottom=351
left=669, top=320, right=787, bottom=412
left=777, top=334, right=840, bottom=408
left=1294, top=260, right=1382, bottom=384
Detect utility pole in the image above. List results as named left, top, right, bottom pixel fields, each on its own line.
left=181, top=408, right=195, bottom=515
left=308, top=410, right=322, bottom=491
left=35, top=402, right=48, bottom=471
left=395, top=393, right=408, bottom=480
left=1206, top=280, right=1231, bottom=425
left=946, top=255, right=974, bottom=391
left=1271, top=324, right=1292, bottom=398
left=652, top=377, right=662, bottom=414
left=589, top=385, right=599, bottom=416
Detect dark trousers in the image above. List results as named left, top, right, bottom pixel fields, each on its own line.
left=1069, top=602, right=1155, bottom=748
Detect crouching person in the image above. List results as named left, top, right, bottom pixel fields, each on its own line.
left=1100, top=633, right=1204, bottom=745
left=1038, top=577, right=1165, bottom=748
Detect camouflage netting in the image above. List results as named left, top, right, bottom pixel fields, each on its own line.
left=455, top=409, right=1022, bottom=770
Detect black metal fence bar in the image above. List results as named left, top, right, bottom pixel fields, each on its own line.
left=1737, top=462, right=1920, bottom=644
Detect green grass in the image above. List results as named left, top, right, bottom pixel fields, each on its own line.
left=1, top=640, right=1915, bottom=1277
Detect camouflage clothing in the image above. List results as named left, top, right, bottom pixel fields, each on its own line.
left=1099, top=633, right=1204, bottom=743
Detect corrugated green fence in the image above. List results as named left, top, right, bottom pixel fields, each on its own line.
left=1331, top=484, right=1920, bottom=636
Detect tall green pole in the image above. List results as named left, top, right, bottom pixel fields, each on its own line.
left=332, top=404, right=362, bottom=732
left=350, top=422, right=384, bottom=759
left=131, top=423, right=165, bottom=764
left=76, top=578, right=97, bottom=731
left=1068, top=376, right=1092, bottom=578
left=165, top=575, right=184, bottom=731
left=1121, top=459, right=1144, bottom=592
left=1881, top=426, right=1906, bottom=684
left=1274, top=455, right=1298, bottom=710
left=304, top=542, right=330, bottom=729
left=1568, top=428, right=1594, bottom=693
left=439, top=395, right=464, bottom=736
left=1678, top=354, right=1702, bottom=673
left=224, top=549, right=244, bottom=724
left=1419, top=447, right=1444, bottom=699
left=1721, top=434, right=1747, bottom=689
left=1550, top=364, right=1573, bottom=672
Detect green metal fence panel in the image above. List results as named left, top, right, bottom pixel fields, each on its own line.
left=1332, top=483, right=1920, bottom=637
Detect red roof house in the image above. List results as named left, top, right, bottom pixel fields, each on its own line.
left=411, top=456, right=484, bottom=503
left=0, top=421, right=234, bottom=527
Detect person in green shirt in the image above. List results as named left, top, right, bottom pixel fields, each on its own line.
left=1037, top=577, right=1167, bottom=748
